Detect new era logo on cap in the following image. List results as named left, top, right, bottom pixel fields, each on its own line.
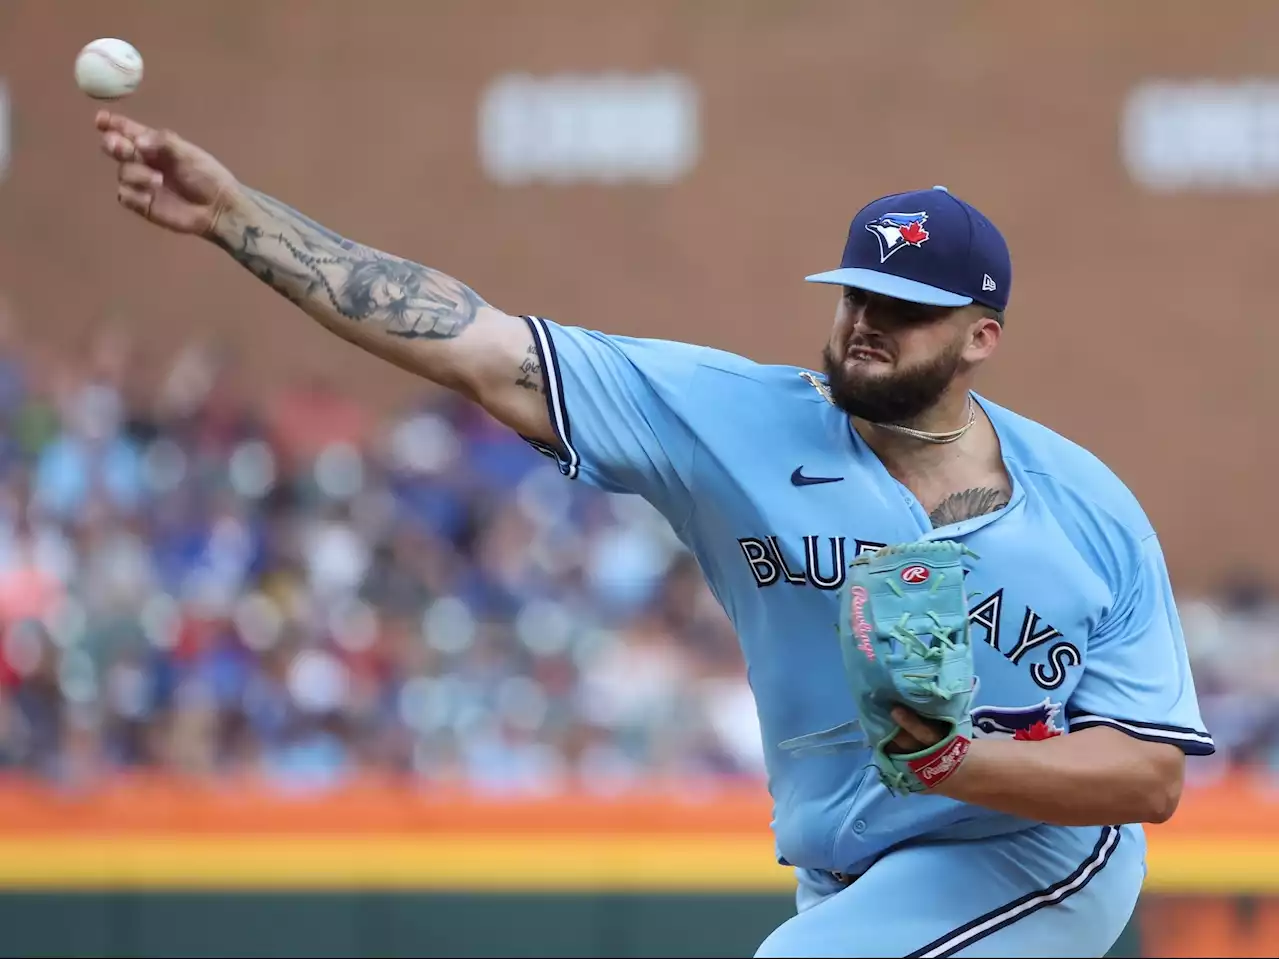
left=805, top=185, right=1012, bottom=313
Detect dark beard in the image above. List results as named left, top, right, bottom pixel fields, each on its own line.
left=822, top=340, right=965, bottom=425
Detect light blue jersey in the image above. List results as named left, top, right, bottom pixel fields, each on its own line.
left=516, top=184, right=1213, bottom=956
left=522, top=315, right=1214, bottom=883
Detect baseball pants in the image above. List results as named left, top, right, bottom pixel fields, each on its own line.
left=754, top=821, right=1145, bottom=958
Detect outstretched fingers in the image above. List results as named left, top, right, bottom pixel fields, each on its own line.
left=96, top=111, right=181, bottom=167
left=95, top=110, right=153, bottom=141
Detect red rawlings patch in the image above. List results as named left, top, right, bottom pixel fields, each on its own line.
left=900, top=564, right=930, bottom=584
left=907, top=736, right=971, bottom=787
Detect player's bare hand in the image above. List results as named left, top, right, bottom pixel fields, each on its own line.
left=96, top=110, right=240, bottom=237
left=888, top=706, right=949, bottom=754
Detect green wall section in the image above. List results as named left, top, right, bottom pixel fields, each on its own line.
left=0, top=891, right=1141, bottom=958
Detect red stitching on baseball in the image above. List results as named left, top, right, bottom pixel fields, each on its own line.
left=86, top=50, right=138, bottom=76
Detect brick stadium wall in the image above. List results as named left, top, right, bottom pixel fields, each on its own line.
left=0, top=0, right=1274, bottom=594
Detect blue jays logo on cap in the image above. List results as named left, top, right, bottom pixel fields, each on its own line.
left=865, top=212, right=931, bottom=263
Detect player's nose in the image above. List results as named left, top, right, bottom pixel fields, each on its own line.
left=850, top=306, right=886, bottom=337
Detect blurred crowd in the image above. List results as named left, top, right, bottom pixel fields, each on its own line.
left=0, top=301, right=1273, bottom=795
left=0, top=302, right=760, bottom=796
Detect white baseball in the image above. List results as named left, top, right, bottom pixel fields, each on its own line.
left=74, top=38, right=144, bottom=100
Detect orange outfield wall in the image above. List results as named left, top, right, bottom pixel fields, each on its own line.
left=0, top=772, right=1269, bottom=838
left=0, top=771, right=1272, bottom=903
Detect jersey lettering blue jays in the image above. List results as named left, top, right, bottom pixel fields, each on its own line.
left=521, top=316, right=1215, bottom=877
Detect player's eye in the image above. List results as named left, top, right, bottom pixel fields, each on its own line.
left=893, top=303, right=945, bottom=324
left=878, top=299, right=954, bottom=327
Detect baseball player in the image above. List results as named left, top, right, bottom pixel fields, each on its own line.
left=95, top=110, right=1214, bottom=958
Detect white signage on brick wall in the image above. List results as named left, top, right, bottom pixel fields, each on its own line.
left=1121, top=79, right=1278, bottom=192
left=478, top=72, right=700, bottom=185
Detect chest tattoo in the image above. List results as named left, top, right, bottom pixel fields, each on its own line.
left=929, top=487, right=1010, bottom=528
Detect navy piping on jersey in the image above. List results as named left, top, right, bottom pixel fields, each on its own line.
left=1066, top=710, right=1215, bottom=755
left=520, top=315, right=580, bottom=480
left=906, top=825, right=1122, bottom=959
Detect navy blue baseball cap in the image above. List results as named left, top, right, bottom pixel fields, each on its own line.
left=805, top=186, right=1011, bottom=313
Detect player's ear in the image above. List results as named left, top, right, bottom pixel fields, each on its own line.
left=965, top=309, right=1002, bottom=360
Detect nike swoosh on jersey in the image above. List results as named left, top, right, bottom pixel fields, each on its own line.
left=791, top=467, right=844, bottom=486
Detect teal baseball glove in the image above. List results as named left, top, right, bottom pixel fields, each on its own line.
left=839, top=540, right=977, bottom=796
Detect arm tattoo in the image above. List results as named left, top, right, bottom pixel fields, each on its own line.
left=515, top=343, right=545, bottom=394
left=929, top=487, right=1009, bottom=528
left=210, top=189, right=487, bottom=341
